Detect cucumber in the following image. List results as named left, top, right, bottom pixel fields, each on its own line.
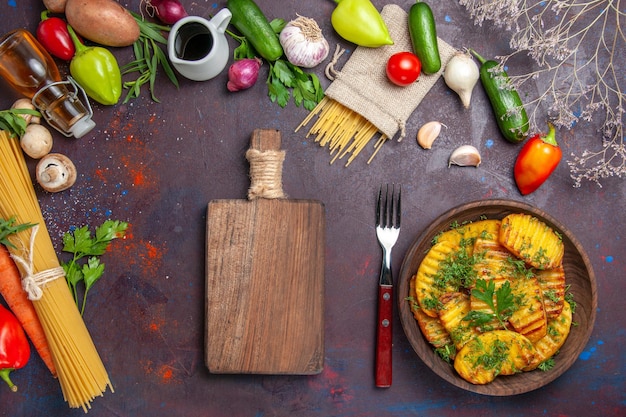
left=408, top=2, right=441, bottom=75
left=472, top=50, right=529, bottom=143
left=227, top=0, right=283, bottom=62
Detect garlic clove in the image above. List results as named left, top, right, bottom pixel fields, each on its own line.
left=449, top=145, right=482, bottom=167
left=417, top=121, right=446, bottom=149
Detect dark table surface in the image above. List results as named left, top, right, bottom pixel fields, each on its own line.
left=1, top=1, right=624, bottom=416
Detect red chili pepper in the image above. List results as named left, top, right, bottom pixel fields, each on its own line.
left=36, top=11, right=75, bottom=61
left=514, top=122, right=562, bottom=195
left=0, top=304, right=31, bottom=392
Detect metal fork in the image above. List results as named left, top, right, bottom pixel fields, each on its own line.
left=374, top=184, right=401, bottom=388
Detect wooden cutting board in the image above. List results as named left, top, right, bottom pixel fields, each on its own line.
left=205, top=129, right=325, bottom=374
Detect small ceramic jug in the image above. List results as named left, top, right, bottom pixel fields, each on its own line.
left=167, top=9, right=232, bottom=81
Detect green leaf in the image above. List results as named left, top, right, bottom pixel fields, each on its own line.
left=268, top=76, right=290, bottom=108
left=122, top=15, right=177, bottom=102
left=272, top=60, right=296, bottom=87
left=83, top=256, right=105, bottom=291
left=0, top=217, right=35, bottom=248
left=0, top=109, right=39, bottom=138
left=63, top=225, right=93, bottom=256
left=467, top=279, right=517, bottom=329
left=63, top=262, right=84, bottom=287
left=60, top=220, right=127, bottom=314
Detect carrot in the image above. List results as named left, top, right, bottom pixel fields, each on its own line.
left=0, top=236, right=57, bottom=377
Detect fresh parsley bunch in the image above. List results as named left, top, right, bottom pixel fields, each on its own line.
left=61, top=220, right=128, bottom=315
left=227, top=18, right=324, bottom=111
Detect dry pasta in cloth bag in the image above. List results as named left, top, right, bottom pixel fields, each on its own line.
left=296, top=4, right=456, bottom=166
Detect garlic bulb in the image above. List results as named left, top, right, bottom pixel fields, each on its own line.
left=449, top=145, right=481, bottom=167
left=279, top=15, right=330, bottom=68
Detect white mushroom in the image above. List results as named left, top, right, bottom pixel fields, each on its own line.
left=20, top=124, right=53, bottom=159
left=11, top=98, right=41, bottom=124
left=36, top=153, right=77, bottom=192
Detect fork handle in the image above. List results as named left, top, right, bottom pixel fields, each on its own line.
left=375, top=284, right=393, bottom=388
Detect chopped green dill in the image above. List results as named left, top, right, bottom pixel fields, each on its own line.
left=538, top=357, right=556, bottom=371
left=564, top=286, right=577, bottom=314
left=473, top=339, right=510, bottom=371
left=544, top=289, right=560, bottom=303
left=435, top=344, right=456, bottom=363
left=422, top=296, right=441, bottom=312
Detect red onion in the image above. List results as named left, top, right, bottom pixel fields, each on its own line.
left=146, top=0, right=188, bottom=25
left=227, top=58, right=262, bottom=92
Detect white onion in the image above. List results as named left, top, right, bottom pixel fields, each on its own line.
left=443, top=51, right=480, bottom=109
left=279, top=16, right=329, bottom=68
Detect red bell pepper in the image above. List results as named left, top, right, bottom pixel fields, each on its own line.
left=514, top=122, right=562, bottom=195
left=0, top=304, right=31, bottom=392
left=36, top=11, right=75, bottom=61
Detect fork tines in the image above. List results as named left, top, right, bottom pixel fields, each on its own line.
left=377, top=184, right=401, bottom=229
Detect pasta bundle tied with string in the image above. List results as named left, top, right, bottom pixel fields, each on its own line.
left=297, top=4, right=456, bottom=166
left=0, top=130, right=112, bottom=412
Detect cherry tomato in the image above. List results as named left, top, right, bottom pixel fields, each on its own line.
left=386, top=52, right=421, bottom=86
left=36, top=13, right=75, bottom=61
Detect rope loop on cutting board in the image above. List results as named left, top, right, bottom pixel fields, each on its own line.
left=245, top=148, right=286, bottom=200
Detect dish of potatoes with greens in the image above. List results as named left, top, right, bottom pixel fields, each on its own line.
left=406, top=211, right=580, bottom=387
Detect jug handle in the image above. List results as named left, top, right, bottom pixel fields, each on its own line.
left=212, top=9, right=232, bottom=34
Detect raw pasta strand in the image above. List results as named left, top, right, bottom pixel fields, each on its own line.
left=0, top=131, right=111, bottom=412
left=296, top=97, right=389, bottom=166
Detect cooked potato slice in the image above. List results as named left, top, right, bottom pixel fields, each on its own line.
left=414, top=240, right=461, bottom=317
left=508, top=276, right=548, bottom=343
left=526, top=300, right=573, bottom=370
left=415, top=305, right=454, bottom=349
left=435, top=219, right=501, bottom=256
left=472, top=236, right=520, bottom=282
left=454, top=330, right=538, bottom=385
left=409, top=274, right=453, bottom=349
left=534, top=265, right=566, bottom=319
left=499, top=213, right=564, bottom=269
left=469, top=237, right=517, bottom=331
left=438, top=292, right=477, bottom=350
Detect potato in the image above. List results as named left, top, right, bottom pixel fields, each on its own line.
left=65, top=0, right=140, bottom=47
left=438, top=292, right=476, bottom=350
left=454, top=330, right=538, bottom=385
left=435, top=219, right=501, bottom=257
left=534, top=265, right=566, bottom=319
left=499, top=213, right=564, bottom=269
left=526, top=300, right=572, bottom=370
left=414, top=240, right=460, bottom=318
left=508, top=276, right=547, bottom=343
left=43, top=0, right=67, bottom=13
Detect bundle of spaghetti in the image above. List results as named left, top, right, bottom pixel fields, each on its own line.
left=0, top=131, right=112, bottom=412
left=295, top=97, right=389, bottom=166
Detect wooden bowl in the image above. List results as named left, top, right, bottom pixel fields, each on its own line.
left=398, top=199, right=597, bottom=395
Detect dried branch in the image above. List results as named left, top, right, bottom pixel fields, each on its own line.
left=460, top=0, right=625, bottom=187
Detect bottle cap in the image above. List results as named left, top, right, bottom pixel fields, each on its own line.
left=69, top=116, right=96, bottom=138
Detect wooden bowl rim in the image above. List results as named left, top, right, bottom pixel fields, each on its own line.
left=398, top=199, right=597, bottom=396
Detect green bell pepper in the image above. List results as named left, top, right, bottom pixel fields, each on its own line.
left=331, top=0, right=393, bottom=47
left=67, top=25, right=121, bottom=106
